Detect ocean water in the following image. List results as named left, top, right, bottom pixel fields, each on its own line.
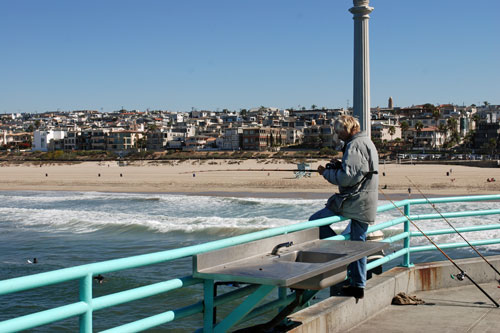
left=1, top=191, right=499, bottom=331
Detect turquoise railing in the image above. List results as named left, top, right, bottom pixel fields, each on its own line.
left=1, top=194, right=499, bottom=332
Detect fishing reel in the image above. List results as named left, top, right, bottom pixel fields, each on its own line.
left=325, top=159, right=342, bottom=170
left=451, top=271, right=466, bottom=281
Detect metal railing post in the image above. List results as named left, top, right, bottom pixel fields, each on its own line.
left=278, top=287, right=287, bottom=313
left=79, top=273, right=93, bottom=333
left=403, top=203, right=413, bottom=267
left=203, top=279, right=215, bottom=333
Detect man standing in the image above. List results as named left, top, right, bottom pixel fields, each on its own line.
left=309, top=115, right=379, bottom=299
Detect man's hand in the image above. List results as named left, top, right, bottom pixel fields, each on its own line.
left=317, top=165, right=325, bottom=175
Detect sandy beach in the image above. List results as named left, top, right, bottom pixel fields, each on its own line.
left=0, top=159, right=498, bottom=199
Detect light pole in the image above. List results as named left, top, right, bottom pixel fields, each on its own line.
left=350, top=0, right=373, bottom=137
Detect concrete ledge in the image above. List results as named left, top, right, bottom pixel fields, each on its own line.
left=287, top=255, right=500, bottom=333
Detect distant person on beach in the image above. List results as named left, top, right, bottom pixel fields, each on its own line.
left=309, top=115, right=378, bottom=300
left=408, top=187, right=411, bottom=197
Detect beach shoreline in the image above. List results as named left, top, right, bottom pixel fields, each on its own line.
left=0, top=159, right=498, bottom=198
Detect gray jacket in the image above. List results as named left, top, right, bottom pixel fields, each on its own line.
left=323, top=132, right=379, bottom=224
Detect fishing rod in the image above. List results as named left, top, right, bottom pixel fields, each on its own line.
left=180, top=168, right=321, bottom=174
left=406, top=176, right=500, bottom=281
left=181, top=160, right=340, bottom=174
left=379, top=188, right=499, bottom=307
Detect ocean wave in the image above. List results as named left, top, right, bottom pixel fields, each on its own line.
left=0, top=191, right=165, bottom=204
left=0, top=206, right=306, bottom=234
left=0, top=190, right=323, bottom=209
left=4, top=203, right=498, bottom=249
left=0, top=192, right=498, bottom=248
left=221, top=196, right=322, bottom=206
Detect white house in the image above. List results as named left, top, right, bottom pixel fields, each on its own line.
left=166, top=112, right=185, bottom=124
left=371, top=122, right=402, bottom=141
left=409, top=126, right=446, bottom=148
left=285, top=127, right=303, bottom=145
left=32, top=130, right=66, bottom=151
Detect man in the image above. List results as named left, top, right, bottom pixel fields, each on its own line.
left=309, top=115, right=379, bottom=299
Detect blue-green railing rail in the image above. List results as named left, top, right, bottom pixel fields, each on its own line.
left=0, top=194, right=499, bottom=332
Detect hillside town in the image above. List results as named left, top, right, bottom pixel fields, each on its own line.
left=0, top=99, right=499, bottom=158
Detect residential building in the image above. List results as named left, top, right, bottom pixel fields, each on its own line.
left=474, top=122, right=500, bottom=150
left=107, top=130, right=142, bottom=151
left=64, top=130, right=81, bottom=150
left=409, top=126, right=446, bottom=148
left=242, top=127, right=286, bottom=151
left=91, top=129, right=110, bottom=150
left=302, top=125, right=335, bottom=147
left=185, top=135, right=212, bottom=150
left=32, top=130, right=66, bottom=152
left=146, top=129, right=168, bottom=151
left=222, top=128, right=242, bottom=150
left=285, top=127, right=303, bottom=145
left=371, top=123, right=402, bottom=142
left=0, top=131, right=32, bottom=149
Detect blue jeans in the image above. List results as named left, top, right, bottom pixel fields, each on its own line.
left=309, top=207, right=369, bottom=288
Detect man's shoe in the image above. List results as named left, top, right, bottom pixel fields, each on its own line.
left=342, top=285, right=364, bottom=299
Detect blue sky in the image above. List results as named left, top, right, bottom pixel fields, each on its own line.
left=1, top=0, right=499, bottom=113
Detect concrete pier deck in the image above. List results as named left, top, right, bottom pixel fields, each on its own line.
left=350, top=282, right=500, bottom=332
left=287, top=255, right=500, bottom=333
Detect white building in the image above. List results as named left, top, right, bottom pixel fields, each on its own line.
left=285, top=127, right=303, bottom=145
left=279, top=109, right=290, bottom=118
left=32, top=130, right=66, bottom=151
left=409, top=127, right=446, bottom=148
left=166, top=112, right=185, bottom=124
left=371, top=122, right=402, bottom=141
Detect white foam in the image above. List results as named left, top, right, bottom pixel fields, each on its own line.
left=0, top=206, right=304, bottom=234
left=0, top=192, right=498, bottom=249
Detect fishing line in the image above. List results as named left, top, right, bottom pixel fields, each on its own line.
left=406, top=176, right=500, bottom=281
left=379, top=188, right=499, bottom=307
left=180, top=168, right=321, bottom=174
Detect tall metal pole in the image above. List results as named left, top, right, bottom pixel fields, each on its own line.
left=350, top=0, right=373, bottom=137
